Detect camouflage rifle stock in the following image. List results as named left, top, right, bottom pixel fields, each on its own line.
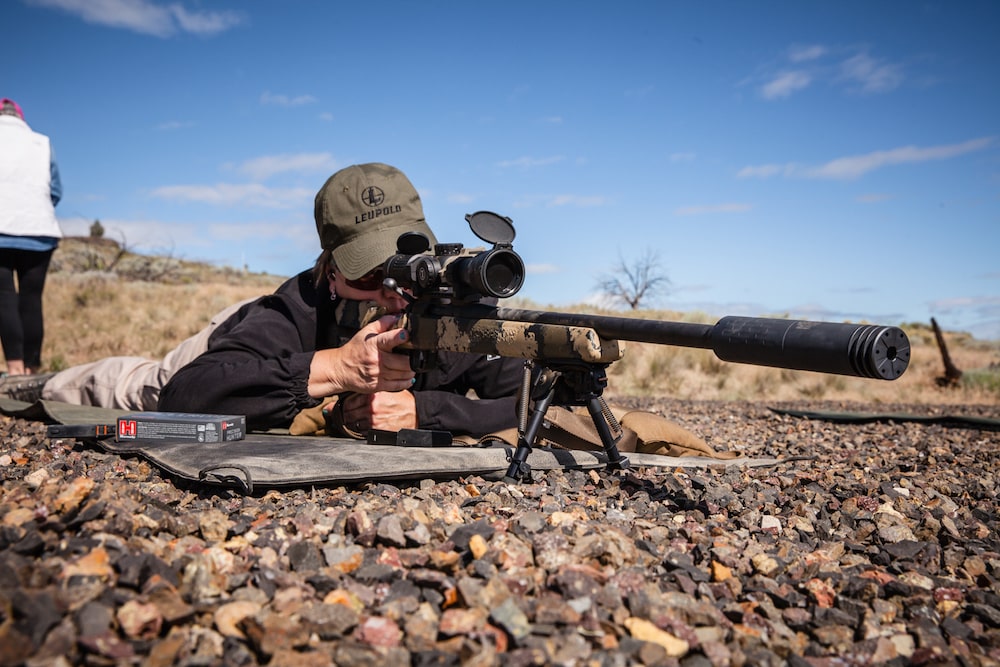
left=383, top=212, right=911, bottom=482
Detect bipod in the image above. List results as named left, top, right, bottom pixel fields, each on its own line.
left=503, top=360, right=630, bottom=483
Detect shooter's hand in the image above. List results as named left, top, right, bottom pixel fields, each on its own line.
left=308, top=315, right=415, bottom=398
left=341, top=390, right=418, bottom=432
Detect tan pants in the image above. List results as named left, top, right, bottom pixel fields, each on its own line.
left=41, top=299, right=254, bottom=411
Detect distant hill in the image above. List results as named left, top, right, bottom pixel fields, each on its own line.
left=50, top=236, right=285, bottom=287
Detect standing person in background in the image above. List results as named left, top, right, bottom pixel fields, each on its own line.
left=0, top=98, right=63, bottom=377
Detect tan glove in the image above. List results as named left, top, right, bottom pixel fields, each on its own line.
left=289, top=398, right=335, bottom=436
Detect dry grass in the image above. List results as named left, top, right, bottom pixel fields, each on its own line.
left=40, top=275, right=282, bottom=370
left=4, top=240, right=998, bottom=406
left=11, top=238, right=284, bottom=371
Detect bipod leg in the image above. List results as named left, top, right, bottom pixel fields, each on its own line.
left=503, top=385, right=555, bottom=484
left=585, top=396, right=630, bottom=472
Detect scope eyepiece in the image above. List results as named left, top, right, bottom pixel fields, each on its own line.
left=384, top=254, right=442, bottom=291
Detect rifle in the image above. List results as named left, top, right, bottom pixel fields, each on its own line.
left=382, top=212, right=911, bottom=482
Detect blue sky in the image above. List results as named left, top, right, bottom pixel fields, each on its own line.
left=6, top=0, right=999, bottom=340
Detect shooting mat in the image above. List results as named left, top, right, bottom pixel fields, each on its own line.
left=2, top=398, right=789, bottom=492
left=769, top=407, right=1000, bottom=429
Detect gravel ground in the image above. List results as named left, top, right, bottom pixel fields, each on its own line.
left=1, top=398, right=999, bottom=666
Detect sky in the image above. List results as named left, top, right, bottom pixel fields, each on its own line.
left=5, top=0, right=999, bottom=340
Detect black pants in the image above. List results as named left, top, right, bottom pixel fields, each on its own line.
left=0, top=248, right=54, bottom=371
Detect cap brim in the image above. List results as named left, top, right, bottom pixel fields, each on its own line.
left=331, top=231, right=406, bottom=280
left=326, top=205, right=437, bottom=279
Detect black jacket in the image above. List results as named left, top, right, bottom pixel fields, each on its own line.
left=158, top=271, right=523, bottom=434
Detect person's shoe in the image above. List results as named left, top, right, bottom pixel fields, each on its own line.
left=0, top=372, right=56, bottom=403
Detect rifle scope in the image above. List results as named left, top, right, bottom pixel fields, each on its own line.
left=444, top=305, right=910, bottom=380
left=384, top=246, right=524, bottom=300
left=384, top=212, right=526, bottom=301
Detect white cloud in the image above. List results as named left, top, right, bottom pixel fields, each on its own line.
left=526, top=263, right=559, bottom=275
left=752, top=44, right=903, bottom=100
left=57, top=215, right=314, bottom=268
left=170, top=3, right=242, bottom=35
left=150, top=183, right=313, bottom=208
left=736, top=164, right=789, bottom=179
left=839, top=53, right=904, bottom=93
left=929, top=295, right=1000, bottom=314
left=739, top=137, right=995, bottom=181
left=928, top=295, right=1000, bottom=340
left=673, top=203, right=752, bottom=216
left=205, top=220, right=313, bottom=244
left=806, top=137, right=994, bottom=180
left=669, top=152, right=697, bottom=163
left=788, top=44, right=827, bottom=62
left=233, top=153, right=338, bottom=181
left=260, top=91, right=317, bottom=107
left=57, top=215, right=199, bottom=251
left=27, top=0, right=243, bottom=37
left=760, top=71, right=812, bottom=99
left=496, top=156, right=565, bottom=168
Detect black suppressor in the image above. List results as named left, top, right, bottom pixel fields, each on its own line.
left=707, top=316, right=908, bottom=380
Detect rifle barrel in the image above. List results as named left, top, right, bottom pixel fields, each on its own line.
left=437, top=305, right=909, bottom=380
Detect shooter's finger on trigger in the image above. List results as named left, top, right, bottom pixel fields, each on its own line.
left=362, top=314, right=395, bottom=338
left=375, top=325, right=409, bottom=352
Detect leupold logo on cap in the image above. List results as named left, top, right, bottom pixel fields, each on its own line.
left=355, top=184, right=402, bottom=224
left=361, top=186, right=385, bottom=207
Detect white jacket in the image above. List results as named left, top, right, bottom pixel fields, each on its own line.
left=0, top=115, right=62, bottom=238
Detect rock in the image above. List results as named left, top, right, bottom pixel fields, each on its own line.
left=214, top=600, right=261, bottom=638
left=2, top=398, right=999, bottom=666
left=489, top=597, right=531, bottom=642
left=624, top=617, right=689, bottom=657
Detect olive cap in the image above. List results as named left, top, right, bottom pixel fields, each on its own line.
left=314, top=163, right=436, bottom=279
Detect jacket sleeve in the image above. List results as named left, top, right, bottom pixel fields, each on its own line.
left=412, top=353, right=524, bottom=436
left=158, top=295, right=321, bottom=431
left=49, top=146, right=61, bottom=207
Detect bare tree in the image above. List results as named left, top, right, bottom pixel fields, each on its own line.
left=596, top=249, right=670, bottom=309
